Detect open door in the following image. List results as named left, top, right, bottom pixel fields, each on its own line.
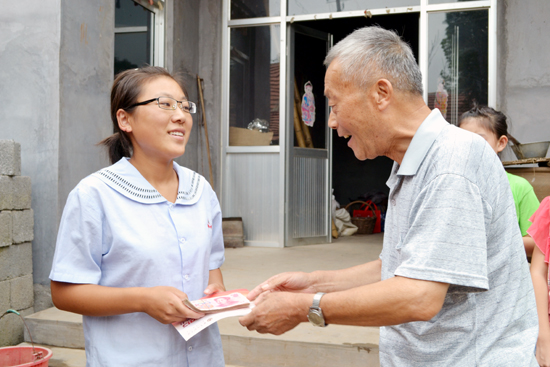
left=285, top=24, right=332, bottom=246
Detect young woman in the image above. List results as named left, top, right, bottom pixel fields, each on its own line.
left=49, top=67, right=226, bottom=366
left=528, top=197, right=550, bottom=367
left=459, top=106, right=540, bottom=257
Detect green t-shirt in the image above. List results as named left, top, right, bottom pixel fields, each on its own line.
left=506, top=172, right=540, bottom=236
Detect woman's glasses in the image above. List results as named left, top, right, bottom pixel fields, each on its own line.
left=127, top=96, right=197, bottom=114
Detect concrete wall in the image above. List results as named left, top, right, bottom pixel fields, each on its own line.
left=172, top=0, right=222, bottom=194
left=0, top=0, right=61, bottom=312
left=197, top=0, right=223, bottom=194
left=0, top=141, right=35, bottom=347
left=498, top=0, right=550, bottom=149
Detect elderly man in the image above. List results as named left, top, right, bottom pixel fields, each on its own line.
left=239, top=26, right=538, bottom=366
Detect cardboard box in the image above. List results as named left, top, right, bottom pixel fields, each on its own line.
left=505, top=167, right=550, bottom=201
left=229, top=127, right=273, bottom=146
left=222, top=217, right=244, bottom=248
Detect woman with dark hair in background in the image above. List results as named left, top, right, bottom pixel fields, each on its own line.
left=459, top=105, right=540, bottom=257
left=49, top=66, right=226, bottom=366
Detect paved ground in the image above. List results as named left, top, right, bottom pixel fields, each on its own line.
left=221, top=233, right=384, bottom=291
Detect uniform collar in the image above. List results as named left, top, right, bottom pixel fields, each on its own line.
left=396, top=109, right=448, bottom=176
left=92, top=158, right=204, bottom=205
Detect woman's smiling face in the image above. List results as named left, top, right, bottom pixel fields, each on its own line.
left=122, top=76, right=193, bottom=162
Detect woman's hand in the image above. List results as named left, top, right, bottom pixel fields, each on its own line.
left=141, top=286, right=204, bottom=324
left=536, top=334, right=550, bottom=367
left=204, top=282, right=226, bottom=296
left=204, top=268, right=226, bottom=296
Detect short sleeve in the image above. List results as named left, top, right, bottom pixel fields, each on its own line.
left=49, top=186, right=104, bottom=284
left=394, top=174, right=489, bottom=291
left=517, top=185, right=540, bottom=236
left=208, top=188, right=225, bottom=270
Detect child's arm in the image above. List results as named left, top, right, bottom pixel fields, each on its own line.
left=51, top=281, right=205, bottom=324
left=530, top=245, right=550, bottom=367
left=204, top=268, right=226, bottom=296
left=524, top=234, right=536, bottom=258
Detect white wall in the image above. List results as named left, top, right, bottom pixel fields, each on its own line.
left=499, top=0, right=550, bottom=150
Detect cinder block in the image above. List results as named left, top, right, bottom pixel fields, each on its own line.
left=10, top=274, right=34, bottom=310
left=0, top=211, right=12, bottom=247
left=12, top=176, right=32, bottom=210
left=12, top=209, right=34, bottom=244
left=0, top=176, right=13, bottom=210
left=0, top=140, right=21, bottom=176
left=0, top=242, right=32, bottom=281
left=0, top=279, right=10, bottom=314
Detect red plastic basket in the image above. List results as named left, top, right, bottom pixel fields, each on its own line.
left=0, top=346, right=52, bottom=367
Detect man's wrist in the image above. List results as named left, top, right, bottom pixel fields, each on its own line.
left=307, top=292, right=327, bottom=327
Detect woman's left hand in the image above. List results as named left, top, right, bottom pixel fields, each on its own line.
left=204, top=282, right=225, bottom=296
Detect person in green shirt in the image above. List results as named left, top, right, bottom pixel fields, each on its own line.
left=459, top=105, right=540, bottom=257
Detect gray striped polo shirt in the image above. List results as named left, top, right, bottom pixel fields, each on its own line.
left=379, top=109, right=538, bottom=366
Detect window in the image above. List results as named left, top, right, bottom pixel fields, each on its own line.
left=114, top=0, right=164, bottom=75
left=427, top=10, right=488, bottom=124
left=229, top=25, right=280, bottom=146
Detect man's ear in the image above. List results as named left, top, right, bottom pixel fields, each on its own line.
left=116, top=109, right=133, bottom=133
left=374, top=79, right=393, bottom=111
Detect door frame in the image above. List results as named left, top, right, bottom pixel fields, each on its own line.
left=285, top=24, right=333, bottom=247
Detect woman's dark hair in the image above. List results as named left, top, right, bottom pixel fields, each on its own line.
left=458, top=105, right=509, bottom=140
left=99, top=66, right=188, bottom=164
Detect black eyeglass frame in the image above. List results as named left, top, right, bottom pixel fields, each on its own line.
left=126, top=96, right=197, bottom=114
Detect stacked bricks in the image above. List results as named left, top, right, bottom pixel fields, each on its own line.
left=0, top=140, right=34, bottom=347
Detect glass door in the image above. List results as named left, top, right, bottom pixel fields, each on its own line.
left=285, top=24, right=332, bottom=246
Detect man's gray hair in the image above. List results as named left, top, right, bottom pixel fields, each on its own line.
left=324, top=26, right=423, bottom=95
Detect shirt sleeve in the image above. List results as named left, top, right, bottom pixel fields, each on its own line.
left=208, top=188, right=225, bottom=270
left=394, top=173, right=489, bottom=292
left=49, top=186, right=104, bottom=284
left=528, top=197, right=550, bottom=264
left=517, top=184, right=540, bottom=236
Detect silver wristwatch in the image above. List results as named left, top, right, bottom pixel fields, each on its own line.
left=307, top=292, right=327, bottom=327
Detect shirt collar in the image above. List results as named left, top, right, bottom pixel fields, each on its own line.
left=396, top=109, right=448, bottom=176
left=92, top=158, right=204, bottom=205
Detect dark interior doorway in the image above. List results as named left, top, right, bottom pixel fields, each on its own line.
left=294, top=13, right=420, bottom=210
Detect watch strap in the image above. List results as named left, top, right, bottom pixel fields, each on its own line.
left=311, top=292, right=325, bottom=309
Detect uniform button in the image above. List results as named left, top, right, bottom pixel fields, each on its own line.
left=184, top=274, right=190, bottom=280
left=188, top=346, right=193, bottom=351
left=179, top=237, right=186, bottom=243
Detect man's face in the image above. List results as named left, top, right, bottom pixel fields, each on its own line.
left=324, top=60, right=380, bottom=161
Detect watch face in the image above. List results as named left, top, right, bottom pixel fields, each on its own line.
left=308, top=310, right=324, bottom=326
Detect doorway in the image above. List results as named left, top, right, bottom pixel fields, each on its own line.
left=290, top=13, right=419, bottom=234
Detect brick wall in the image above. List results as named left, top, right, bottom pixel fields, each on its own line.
left=0, top=140, right=34, bottom=346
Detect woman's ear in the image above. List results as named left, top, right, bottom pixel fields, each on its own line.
left=116, top=109, right=133, bottom=133
left=496, top=135, right=508, bottom=153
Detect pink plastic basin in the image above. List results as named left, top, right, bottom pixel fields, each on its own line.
left=0, top=346, right=52, bottom=367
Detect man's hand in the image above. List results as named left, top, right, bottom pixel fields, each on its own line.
left=247, top=272, right=317, bottom=301
left=239, top=292, right=312, bottom=335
